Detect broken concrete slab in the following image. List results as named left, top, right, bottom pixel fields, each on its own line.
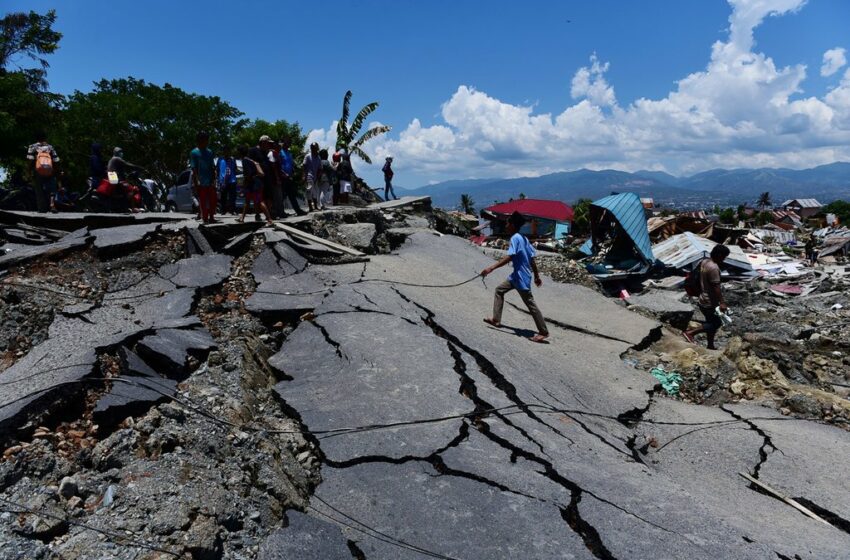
left=159, top=253, right=233, bottom=289
left=247, top=270, right=330, bottom=319
left=92, top=375, right=177, bottom=427
left=91, top=223, right=162, bottom=257
left=222, top=231, right=254, bottom=256
left=273, top=311, right=470, bottom=463
left=335, top=223, right=376, bottom=252
left=271, top=242, right=308, bottom=272
left=257, top=511, right=352, bottom=560
left=186, top=227, right=213, bottom=256
left=626, top=290, right=695, bottom=330
left=0, top=227, right=91, bottom=270
left=136, top=328, right=217, bottom=376
left=314, top=461, right=593, bottom=559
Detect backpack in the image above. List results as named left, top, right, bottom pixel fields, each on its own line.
left=684, top=259, right=705, bottom=297
left=35, top=149, right=54, bottom=177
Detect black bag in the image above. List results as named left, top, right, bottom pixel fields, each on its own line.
left=684, top=259, right=704, bottom=297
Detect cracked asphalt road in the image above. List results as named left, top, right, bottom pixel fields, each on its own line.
left=267, top=232, right=850, bottom=559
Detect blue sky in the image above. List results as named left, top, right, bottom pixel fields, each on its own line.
left=6, top=0, right=850, bottom=187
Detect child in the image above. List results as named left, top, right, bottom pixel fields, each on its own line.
left=481, top=211, right=549, bottom=343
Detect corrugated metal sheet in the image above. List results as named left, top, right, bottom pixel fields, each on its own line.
left=781, top=198, right=822, bottom=208
left=750, top=229, right=797, bottom=244
left=652, top=232, right=752, bottom=271
left=588, top=192, right=654, bottom=262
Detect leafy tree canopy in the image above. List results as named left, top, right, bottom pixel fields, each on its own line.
left=822, top=200, right=850, bottom=225
left=0, top=9, right=62, bottom=90
left=571, top=197, right=593, bottom=236
left=57, top=78, right=244, bottom=188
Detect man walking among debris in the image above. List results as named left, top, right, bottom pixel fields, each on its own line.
left=683, top=244, right=730, bottom=350
left=481, top=211, right=549, bottom=343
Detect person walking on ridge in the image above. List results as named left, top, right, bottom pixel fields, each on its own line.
left=382, top=156, right=398, bottom=201
left=481, top=211, right=549, bottom=343
left=302, top=142, right=322, bottom=212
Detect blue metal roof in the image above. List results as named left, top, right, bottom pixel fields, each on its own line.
left=579, top=192, right=654, bottom=262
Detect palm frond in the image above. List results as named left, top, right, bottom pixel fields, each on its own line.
left=336, top=119, right=349, bottom=150
left=340, top=90, right=352, bottom=127
left=350, top=145, right=372, bottom=164
left=353, top=125, right=391, bottom=149
left=350, top=102, right=378, bottom=138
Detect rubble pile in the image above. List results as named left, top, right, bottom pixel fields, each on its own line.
left=533, top=253, right=598, bottom=290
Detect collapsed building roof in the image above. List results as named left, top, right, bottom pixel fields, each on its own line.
left=482, top=199, right=574, bottom=223
left=652, top=232, right=753, bottom=272
left=579, top=192, right=654, bottom=265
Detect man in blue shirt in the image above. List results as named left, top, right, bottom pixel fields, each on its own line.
left=481, top=211, right=549, bottom=342
left=278, top=136, right=306, bottom=216
left=190, top=131, right=217, bottom=223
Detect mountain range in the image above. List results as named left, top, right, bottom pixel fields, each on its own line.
left=402, top=162, right=850, bottom=211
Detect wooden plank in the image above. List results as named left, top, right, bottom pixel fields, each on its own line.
left=372, top=196, right=432, bottom=210
left=273, top=223, right=365, bottom=257
left=738, top=473, right=830, bottom=525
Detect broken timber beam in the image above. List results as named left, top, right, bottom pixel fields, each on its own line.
left=739, top=473, right=830, bottom=525
left=273, top=223, right=365, bottom=257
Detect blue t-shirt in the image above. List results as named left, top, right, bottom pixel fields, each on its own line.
left=279, top=149, right=294, bottom=175
left=507, top=232, right=535, bottom=291
left=190, top=147, right=215, bottom=186
left=217, top=157, right=237, bottom=185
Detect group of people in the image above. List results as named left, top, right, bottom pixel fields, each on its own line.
left=23, top=129, right=392, bottom=218
left=190, top=133, right=362, bottom=225
left=25, top=132, right=147, bottom=213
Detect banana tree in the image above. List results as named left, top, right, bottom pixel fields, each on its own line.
left=335, top=90, right=391, bottom=164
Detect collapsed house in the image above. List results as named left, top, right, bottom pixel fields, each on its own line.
left=479, top=199, right=573, bottom=240
left=648, top=212, right=713, bottom=242
left=652, top=232, right=754, bottom=276
left=579, top=192, right=655, bottom=281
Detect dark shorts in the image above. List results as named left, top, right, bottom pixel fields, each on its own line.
left=699, top=305, right=722, bottom=333
left=263, top=178, right=277, bottom=200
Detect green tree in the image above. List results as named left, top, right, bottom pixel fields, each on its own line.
left=0, top=9, right=63, bottom=172
left=459, top=193, right=476, bottom=215
left=822, top=200, right=850, bottom=225
left=335, top=90, right=391, bottom=163
left=757, top=191, right=772, bottom=210
left=519, top=192, right=527, bottom=200
left=571, top=198, right=593, bottom=236
left=718, top=207, right=735, bottom=224
left=736, top=204, right=747, bottom=222
left=756, top=210, right=773, bottom=226
left=57, top=78, right=244, bottom=190
left=0, top=9, right=62, bottom=91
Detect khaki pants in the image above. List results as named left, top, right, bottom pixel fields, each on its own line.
left=493, top=280, right=548, bottom=336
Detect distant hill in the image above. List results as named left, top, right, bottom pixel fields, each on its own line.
left=404, top=162, right=850, bottom=210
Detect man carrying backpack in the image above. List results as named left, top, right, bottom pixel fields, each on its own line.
left=26, top=131, right=61, bottom=213
left=683, top=244, right=730, bottom=350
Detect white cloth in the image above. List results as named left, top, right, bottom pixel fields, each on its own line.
left=340, top=180, right=352, bottom=194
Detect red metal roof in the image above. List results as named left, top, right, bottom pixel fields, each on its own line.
left=483, top=199, right=573, bottom=222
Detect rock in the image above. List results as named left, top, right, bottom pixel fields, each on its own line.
left=336, top=223, right=377, bottom=252
left=92, top=375, right=177, bottom=428
left=183, top=514, right=222, bottom=560
left=729, top=380, right=746, bottom=395
left=58, top=476, right=78, bottom=499
left=784, top=394, right=823, bottom=417
left=91, top=223, right=161, bottom=257
left=136, top=327, right=217, bottom=376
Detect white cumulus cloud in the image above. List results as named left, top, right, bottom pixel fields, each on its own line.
left=821, top=47, right=847, bottom=77
left=307, top=0, right=850, bottom=186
